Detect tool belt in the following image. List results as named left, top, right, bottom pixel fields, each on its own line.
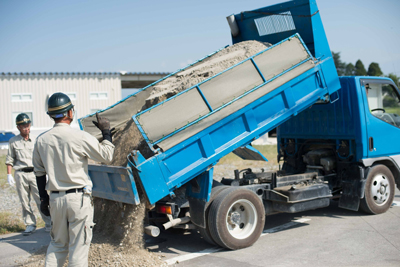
left=51, top=188, right=84, bottom=194
left=20, top=167, right=34, bottom=173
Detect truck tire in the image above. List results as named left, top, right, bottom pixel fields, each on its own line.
left=197, top=185, right=229, bottom=245
left=360, top=164, right=395, bottom=214
left=208, top=187, right=265, bottom=250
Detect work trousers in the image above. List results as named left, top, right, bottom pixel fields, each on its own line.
left=14, top=171, right=51, bottom=227
left=45, top=191, right=94, bottom=267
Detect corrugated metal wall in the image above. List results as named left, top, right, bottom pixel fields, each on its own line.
left=0, top=73, right=121, bottom=132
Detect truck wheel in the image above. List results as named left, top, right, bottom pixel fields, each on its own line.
left=208, top=187, right=265, bottom=250
left=360, top=165, right=395, bottom=214
left=197, top=185, right=229, bottom=245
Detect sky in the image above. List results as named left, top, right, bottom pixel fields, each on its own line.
left=0, top=0, right=399, bottom=77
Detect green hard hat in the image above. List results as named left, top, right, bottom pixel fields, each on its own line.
left=47, top=92, right=74, bottom=117
left=16, top=113, right=31, bottom=125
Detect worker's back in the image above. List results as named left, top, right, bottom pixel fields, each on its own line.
left=33, top=123, right=114, bottom=191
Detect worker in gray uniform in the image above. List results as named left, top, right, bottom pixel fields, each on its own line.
left=33, top=92, right=114, bottom=267
left=5, top=113, right=51, bottom=235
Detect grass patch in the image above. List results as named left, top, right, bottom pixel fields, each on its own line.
left=0, top=212, right=25, bottom=234
left=37, top=218, right=45, bottom=228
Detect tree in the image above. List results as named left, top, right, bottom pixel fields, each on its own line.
left=345, top=63, right=355, bottom=76
left=332, top=51, right=346, bottom=76
left=367, top=62, right=383, bottom=76
left=382, top=74, right=399, bottom=107
left=388, top=73, right=400, bottom=87
left=354, top=60, right=367, bottom=76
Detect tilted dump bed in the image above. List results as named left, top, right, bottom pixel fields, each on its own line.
left=79, top=0, right=340, bottom=205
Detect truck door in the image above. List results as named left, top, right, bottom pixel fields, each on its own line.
left=361, top=79, right=400, bottom=157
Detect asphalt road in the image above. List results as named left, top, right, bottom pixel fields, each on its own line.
left=0, top=228, right=49, bottom=266
left=1, top=189, right=399, bottom=267
left=157, top=188, right=400, bottom=267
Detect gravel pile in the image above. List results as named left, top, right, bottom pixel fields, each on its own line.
left=0, top=186, right=41, bottom=223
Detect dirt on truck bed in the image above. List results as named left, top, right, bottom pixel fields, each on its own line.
left=110, top=40, right=270, bottom=167
left=23, top=40, right=270, bottom=266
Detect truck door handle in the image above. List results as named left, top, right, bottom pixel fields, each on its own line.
left=369, top=137, right=374, bottom=151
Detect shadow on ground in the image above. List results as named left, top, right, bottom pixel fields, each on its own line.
left=145, top=199, right=380, bottom=257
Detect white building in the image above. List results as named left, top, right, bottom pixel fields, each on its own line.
left=0, top=72, right=167, bottom=135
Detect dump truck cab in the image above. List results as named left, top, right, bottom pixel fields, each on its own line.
left=278, top=76, right=400, bottom=212
left=361, top=78, right=400, bottom=158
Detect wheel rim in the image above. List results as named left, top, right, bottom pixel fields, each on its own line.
left=225, top=199, right=257, bottom=240
left=370, top=173, right=391, bottom=206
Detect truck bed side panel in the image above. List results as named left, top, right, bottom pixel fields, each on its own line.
left=137, top=64, right=338, bottom=205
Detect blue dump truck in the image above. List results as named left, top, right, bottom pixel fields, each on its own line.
left=79, top=0, right=400, bottom=250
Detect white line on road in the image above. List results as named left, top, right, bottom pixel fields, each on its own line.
left=165, top=218, right=311, bottom=265
left=165, top=247, right=223, bottom=265
left=392, top=201, right=400, bottom=207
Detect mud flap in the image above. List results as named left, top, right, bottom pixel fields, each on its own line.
left=186, top=168, right=213, bottom=228
left=339, top=165, right=366, bottom=211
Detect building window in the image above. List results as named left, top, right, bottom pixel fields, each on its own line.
left=12, top=112, right=33, bottom=127
left=66, top=92, right=77, bottom=100
left=11, top=93, right=32, bottom=102
left=90, top=92, right=108, bottom=100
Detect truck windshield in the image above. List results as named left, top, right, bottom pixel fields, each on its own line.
left=366, top=82, right=400, bottom=127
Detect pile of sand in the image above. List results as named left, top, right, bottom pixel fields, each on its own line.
left=143, top=40, right=270, bottom=110
left=88, top=199, right=166, bottom=267
left=23, top=40, right=270, bottom=266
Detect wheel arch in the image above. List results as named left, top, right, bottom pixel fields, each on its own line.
left=361, top=157, right=400, bottom=190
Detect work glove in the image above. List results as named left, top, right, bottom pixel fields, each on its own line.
left=92, top=113, right=110, bottom=131
left=40, top=198, right=50, bottom=217
left=92, top=113, right=113, bottom=143
left=7, top=174, right=15, bottom=187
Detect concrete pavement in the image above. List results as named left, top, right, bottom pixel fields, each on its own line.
left=0, top=228, right=50, bottom=266
left=161, top=189, right=400, bottom=267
